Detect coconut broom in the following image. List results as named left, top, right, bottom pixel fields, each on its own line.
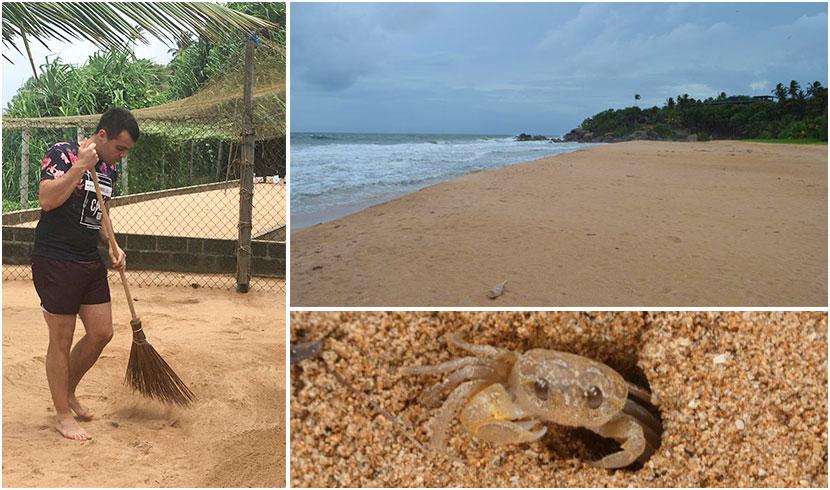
left=90, top=169, right=195, bottom=406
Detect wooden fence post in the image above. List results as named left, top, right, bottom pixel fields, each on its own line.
left=236, top=35, right=256, bottom=293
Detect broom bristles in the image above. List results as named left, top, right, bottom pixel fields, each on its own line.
left=125, top=319, right=195, bottom=406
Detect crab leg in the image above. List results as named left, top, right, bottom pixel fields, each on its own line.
left=399, top=356, right=488, bottom=375
left=417, top=365, right=496, bottom=407
left=622, top=398, right=662, bottom=449
left=625, top=381, right=654, bottom=406
left=447, top=334, right=513, bottom=359
left=588, top=413, right=649, bottom=469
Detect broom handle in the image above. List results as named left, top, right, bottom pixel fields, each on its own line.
left=89, top=169, right=139, bottom=322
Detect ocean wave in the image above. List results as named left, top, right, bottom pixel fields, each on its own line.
left=292, top=134, right=589, bottom=214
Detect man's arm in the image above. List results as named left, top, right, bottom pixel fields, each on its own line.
left=98, top=220, right=109, bottom=245
left=39, top=139, right=98, bottom=211
left=100, top=200, right=127, bottom=272
left=39, top=166, right=87, bottom=211
left=98, top=201, right=115, bottom=245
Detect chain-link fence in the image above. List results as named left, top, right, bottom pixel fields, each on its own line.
left=2, top=37, right=285, bottom=292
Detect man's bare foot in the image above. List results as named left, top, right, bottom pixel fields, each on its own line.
left=68, top=394, right=94, bottom=420
left=55, top=413, right=92, bottom=441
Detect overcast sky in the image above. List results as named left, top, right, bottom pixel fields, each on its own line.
left=291, top=2, right=828, bottom=135
left=2, top=36, right=173, bottom=110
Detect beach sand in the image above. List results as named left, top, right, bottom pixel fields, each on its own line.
left=290, top=311, right=827, bottom=487
left=2, top=278, right=285, bottom=487
left=291, top=141, right=827, bottom=306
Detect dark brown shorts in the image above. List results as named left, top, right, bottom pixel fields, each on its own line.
left=32, top=255, right=110, bottom=315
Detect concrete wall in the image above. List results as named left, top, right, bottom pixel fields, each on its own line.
left=2, top=226, right=284, bottom=278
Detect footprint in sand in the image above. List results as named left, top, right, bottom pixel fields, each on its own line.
left=666, top=235, right=682, bottom=243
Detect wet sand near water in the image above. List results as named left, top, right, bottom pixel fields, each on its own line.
left=2, top=278, right=285, bottom=487
left=291, top=141, right=827, bottom=306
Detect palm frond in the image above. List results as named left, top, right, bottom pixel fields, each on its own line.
left=2, top=2, right=279, bottom=55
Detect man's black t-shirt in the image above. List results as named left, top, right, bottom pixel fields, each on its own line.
left=33, top=141, right=118, bottom=262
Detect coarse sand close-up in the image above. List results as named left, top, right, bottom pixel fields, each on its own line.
left=3, top=277, right=285, bottom=487
left=290, top=312, right=827, bottom=487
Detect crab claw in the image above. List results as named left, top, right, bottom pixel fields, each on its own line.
left=588, top=412, right=651, bottom=469
left=459, top=384, right=547, bottom=444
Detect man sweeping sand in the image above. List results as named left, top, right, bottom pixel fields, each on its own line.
left=33, top=108, right=137, bottom=440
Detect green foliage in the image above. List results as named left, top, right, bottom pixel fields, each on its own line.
left=2, top=127, right=77, bottom=205
left=165, top=2, right=285, bottom=100
left=3, top=199, right=39, bottom=213
left=2, top=2, right=285, bottom=207
left=652, top=124, right=677, bottom=139
left=580, top=80, right=827, bottom=142
left=5, top=49, right=169, bottom=118
left=3, top=2, right=278, bottom=58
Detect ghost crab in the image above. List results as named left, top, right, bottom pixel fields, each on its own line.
left=401, top=334, right=662, bottom=469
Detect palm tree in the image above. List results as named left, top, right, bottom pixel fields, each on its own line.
left=806, top=81, right=823, bottom=98
left=634, top=94, right=641, bottom=107
left=2, top=2, right=278, bottom=77
left=788, top=80, right=801, bottom=99
left=773, top=83, right=787, bottom=101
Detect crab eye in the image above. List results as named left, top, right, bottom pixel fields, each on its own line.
left=533, top=379, right=549, bottom=400
left=585, top=386, right=603, bottom=409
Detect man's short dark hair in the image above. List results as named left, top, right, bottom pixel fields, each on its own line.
left=96, top=107, right=140, bottom=143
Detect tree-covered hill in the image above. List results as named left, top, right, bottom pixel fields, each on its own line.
left=564, top=80, right=827, bottom=143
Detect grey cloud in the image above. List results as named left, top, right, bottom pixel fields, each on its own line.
left=374, top=3, right=439, bottom=32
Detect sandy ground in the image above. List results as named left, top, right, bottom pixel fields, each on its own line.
left=290, top=312, right=827, bottom=487
left=2, top=278, right=285, bottom=487
left=17, top=182, right=286, bottom=239
left=291, top=141, right=827, bottom=306
left=2, top=264, right=285, bottom=292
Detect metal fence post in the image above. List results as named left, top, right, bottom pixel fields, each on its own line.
left=20, top=128, right=30, bottom=208
left=216, top=140, right=223, bottom=179
left=236, top=34, right=256, bottom=293
left=122, top=154, right=129, bottom=194
left=189, top=139, right=195, bottom=181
